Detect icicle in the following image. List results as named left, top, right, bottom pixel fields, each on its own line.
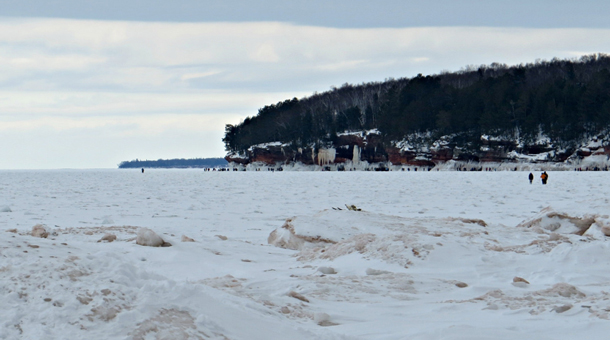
left=352, top=146, right=360, bottom=165
left=317, top=148, right=336, bottom=166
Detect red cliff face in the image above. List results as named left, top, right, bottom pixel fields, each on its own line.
left=250, top=146, right=292, bottom=165
left=225, top=134, right=610, bottom=168
left=336, top=134, right=366, bottom=148
left=430, top=148, right=453, bottom=162
left=385, top=147, right=406, bottom=165
left=225, top=155, right=249, bottom=165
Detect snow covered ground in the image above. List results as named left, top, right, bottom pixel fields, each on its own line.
left=2, top=169, right=610, bottom=339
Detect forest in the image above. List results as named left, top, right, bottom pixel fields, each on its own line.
left=118, top=158, right=228, bottom=169
left=223, top=54, right=610, bottom=155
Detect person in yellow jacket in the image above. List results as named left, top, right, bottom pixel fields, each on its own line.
left=541, top=171, right=548, bottom=185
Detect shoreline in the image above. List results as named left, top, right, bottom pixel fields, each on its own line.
left=226, top=159, right=610, bottom=172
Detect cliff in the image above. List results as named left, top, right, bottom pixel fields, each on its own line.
left=226, top=131, right=610, bottom=171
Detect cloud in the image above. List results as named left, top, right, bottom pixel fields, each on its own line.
left=0, top=54, right=106, bottom=70
left=180, top=71, right=223, bottom=81
left=0, top=90, right=308, bottom=116
left=0, top=114, right=237, bottom=134
left=249, top=43, right=281, bottom=62
left=314, top=60, right=369, bottom=71
left=411, top=57, right=429, bottom=63
left=1, top=20, right=609, bottom=93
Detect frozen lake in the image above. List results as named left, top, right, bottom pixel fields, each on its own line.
left=2, top=169, right=606, bottom=228
left=2, top=170, right=610, bottom=339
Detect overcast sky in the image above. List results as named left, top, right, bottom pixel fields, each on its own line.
left=1, top=0, right=610, bottom=169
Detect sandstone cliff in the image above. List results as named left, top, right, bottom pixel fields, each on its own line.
left=226, top=131, right=610, bottom=171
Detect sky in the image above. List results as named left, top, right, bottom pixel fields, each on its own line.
left=1, top=1, right=610, bottom=169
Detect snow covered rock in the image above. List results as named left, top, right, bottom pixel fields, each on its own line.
left=317, top=266, right=337, bottom=274
left=268, top=212, right=370, bottom=250
left=136, top=228, right=169, bottom=247
left=365, top=268, right=392, bottom=276
left=270, top=210, right=483, bottom=268
left=313, top=312, right=332, bottom=326
left=540, top=283, right=585, bottom=298
left=516, top=207, right=596, bottom=235
left=1, top=206, right=11, bottom=212
left=512, top=276, right=530, bottom=288
left=553, top=304, right=573, bottom=313
left=97, top=233, right=117, bottom=243
left=588, top=215, right=610, bottom=237
left=513, top=277, right=530, bottom=284
left=288, top=291, right=309, bottom=303
left=268, top=218, right=307, bottom=250
left=31, top=224, right=49, bottom=238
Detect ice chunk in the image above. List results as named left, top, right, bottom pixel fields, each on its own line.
left=317, top=266, right=337, bottom=274
left=136, top=228, right=165, bottom=247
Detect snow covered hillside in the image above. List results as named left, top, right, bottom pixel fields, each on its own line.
left=2, top=170, right=610, bottom=339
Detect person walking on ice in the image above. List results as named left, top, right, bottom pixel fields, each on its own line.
left=541, top=171, right=548, bottom=185
left=528, top=173, right=534, bottom=184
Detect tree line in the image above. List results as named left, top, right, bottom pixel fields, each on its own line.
left=118, top=158, right=228, bottom=169
left=223, top=54, right=610, bottom=155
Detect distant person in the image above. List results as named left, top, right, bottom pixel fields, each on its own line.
left=541, top=171, right=548, bottom=185
left=141, top=168, right=144, bottom=173
left=528, top=172, right=534, bottom=184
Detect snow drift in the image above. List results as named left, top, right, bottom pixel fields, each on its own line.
left=4, top=170, right=610, bottom=340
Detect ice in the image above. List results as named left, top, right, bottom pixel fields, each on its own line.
left=136, top=227, right=166, bottom=247
left=1, top=169, right=610, bottom=339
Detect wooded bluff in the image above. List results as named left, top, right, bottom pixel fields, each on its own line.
left=223, top=54, right=610, bottom=169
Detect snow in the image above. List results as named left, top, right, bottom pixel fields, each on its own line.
left=337, top=129, right=380, bottom=138
left=247, top=141, right=286, bottom=151
left=2, top=169, right=610, bottom=339
left=586, top=139, right=603, bottom=149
